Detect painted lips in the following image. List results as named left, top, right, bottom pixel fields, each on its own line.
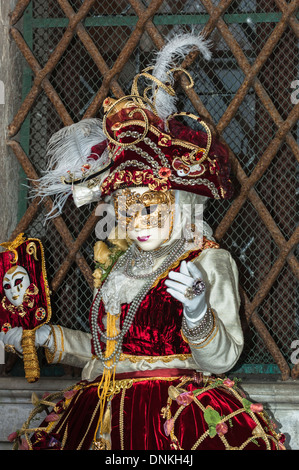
left=137, top=235, right=151, bottom=242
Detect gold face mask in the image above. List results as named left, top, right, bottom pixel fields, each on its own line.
left=114, top=189, right=175, bottom=232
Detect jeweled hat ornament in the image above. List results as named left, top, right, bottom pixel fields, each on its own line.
left=34, top=32, right=233, bottom=219
left=0, top=233, right=52, bottom=383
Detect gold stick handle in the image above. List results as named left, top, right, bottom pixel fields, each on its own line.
left=21, top=329, right=40, bottom=383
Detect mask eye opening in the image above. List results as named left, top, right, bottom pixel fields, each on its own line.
left=140, top=204, right=158, bottom=217
left=14, top=277, right=24, bottom=287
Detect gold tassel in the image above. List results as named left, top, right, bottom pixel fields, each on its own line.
left=101, top=401, right=111, bottom=434
left=93, top=312, right=119, bottom=442
left=92, top=438, right=112, bottom=450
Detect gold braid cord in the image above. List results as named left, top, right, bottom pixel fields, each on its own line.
left=161, top=377, right=285, bottom=451
left=21, top=330, right=40, bottom=383
left=11, top=385, right=75, bottom=450
left=102, top=67, right=212, bottom=164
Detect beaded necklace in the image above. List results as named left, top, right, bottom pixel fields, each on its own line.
left=91, top=234, right=191, bottom=438
left=90, top=236, right=186, bottom=368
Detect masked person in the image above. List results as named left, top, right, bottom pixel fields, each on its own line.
left=4, top=33, right=285, bottom=451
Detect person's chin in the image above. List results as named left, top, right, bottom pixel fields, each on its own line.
left=134, top=237, right=161, bottom=251
left=129, top=229, right=168, bottom=250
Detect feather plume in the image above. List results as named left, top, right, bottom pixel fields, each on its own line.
left=151, top=32, right=212, bottom=120
left=32, top=118, right=109, bottom=220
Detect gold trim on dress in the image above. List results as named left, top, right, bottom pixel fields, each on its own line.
left=151, top=238, right=219, bottom=289
left=119, top=353, right=192, bottom=363
left=44, top=325, right=64, bottom=364
left=29, top=237, right=52, bottom=332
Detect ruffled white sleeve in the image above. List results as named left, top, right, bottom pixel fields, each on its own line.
left=45, top=325, right=92, bottom=369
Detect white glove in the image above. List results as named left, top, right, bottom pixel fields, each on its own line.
left=0, top=327, right=23, bottom=354
left=0, top=324, right=53, bottom=355
left=165, top=260, right=207, bottom=326
left=35, top=324, right=54, bottom=350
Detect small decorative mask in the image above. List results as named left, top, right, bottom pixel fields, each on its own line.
left=0, top=233, right=52, bottom=382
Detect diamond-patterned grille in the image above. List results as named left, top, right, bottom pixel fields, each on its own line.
left=7, top=0, right=299, bottom=380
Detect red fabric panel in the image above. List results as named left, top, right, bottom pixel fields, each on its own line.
left=31, top=376, right=283, bottom=450
left=90, top=247, right=206, bottom=357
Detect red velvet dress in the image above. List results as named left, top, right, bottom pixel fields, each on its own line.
left=30, top=246, right=285, bottom=451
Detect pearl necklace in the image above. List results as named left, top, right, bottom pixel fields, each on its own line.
left=90, top=237, right=187, bottom=370
left=124, top=238, right=182, bottom=278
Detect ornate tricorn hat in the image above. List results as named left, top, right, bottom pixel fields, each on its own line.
left=99, top=94, right=233, bottom=200
left=99, top=32, right=233, bottom=200
left=34, top=33, right=233, bottom=218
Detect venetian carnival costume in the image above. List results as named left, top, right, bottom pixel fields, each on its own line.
left=3, top=33, right=285, bottom=451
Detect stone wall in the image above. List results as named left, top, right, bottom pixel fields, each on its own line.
left=0, top=0, right=22, bottom=242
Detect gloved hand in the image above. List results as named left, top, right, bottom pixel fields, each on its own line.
left=0, top=324, right=53, bottom=355
left=0, top=327, right=23, bottom=354
left=165, top=260, right=207, bottom=326
left=35, top=324, right=54, bottom=350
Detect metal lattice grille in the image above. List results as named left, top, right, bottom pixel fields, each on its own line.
left=7, top=0, right=299, bottom=380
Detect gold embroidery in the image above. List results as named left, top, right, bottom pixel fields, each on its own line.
left=30, top=237, right=52, bottom=332
left=45, top=325, right=64, bottom=364
left=119, top=386, right=126, bottom=450
left=21, top=329, right=40, bottom=383
left=26, top=242, right=38, bottom=261
left=76, top=399, right=102, bottom=450
left=0, top=235, right=52, bottom=330
left=119, top=353, right=192, bottom=363
left=0, top=233, right=26, bottom=264
left=165, top=112, right=212, bottom=162
left=101, top=169, right=170, bottom=194
left=108, top=119, right=207, bottom=156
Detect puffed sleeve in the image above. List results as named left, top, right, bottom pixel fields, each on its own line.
left=186, top=248, right=244, bottom=374
left=45, top=324, right=93, bottom=369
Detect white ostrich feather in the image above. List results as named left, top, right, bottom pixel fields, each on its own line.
left=33, top=118, right=109, bottom=219
left=151, top=32, right=212, bottom=121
